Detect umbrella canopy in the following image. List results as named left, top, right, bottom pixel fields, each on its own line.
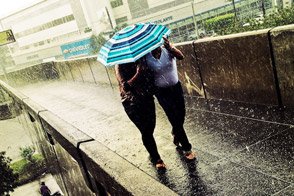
left=97, top=23, right=172, bottom=67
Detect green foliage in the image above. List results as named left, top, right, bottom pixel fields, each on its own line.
left=89, top=33, right=107, bottom=54
left=242, top=6, right=294, bottom=31
left=9, top=159, right=28, bottom=174
left=203, top=6, right=294, bottom=36
left=0, top=45, right=14, bottom=68
left=262, top=7, right=294, bottom=28
left=0, top=152, right=19, bottom=196
left=203, top=14, right=235, bottom=35
left=19, top=145, right=35, bottom=163
left=89, top=23, right=129, bottom=54
left=113, top=23, right=128, bottom=33
left=10, top=154, right=47, bottom=186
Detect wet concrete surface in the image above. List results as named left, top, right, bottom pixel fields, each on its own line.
left=185, top=96, right=294, bottom=126
left=16, top=81, right=294, bottom=196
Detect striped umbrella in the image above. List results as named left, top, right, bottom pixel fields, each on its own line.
left=97, top=23, right=172, bottom=67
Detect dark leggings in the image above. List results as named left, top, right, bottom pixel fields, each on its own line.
left=122, top=96, right=160, bottom=161
left=156, top=82, right=192, bottom=151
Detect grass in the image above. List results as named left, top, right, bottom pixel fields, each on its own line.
left=10, top=159, right=29, bottom=174
left=10, top=154, right=47, bottom=186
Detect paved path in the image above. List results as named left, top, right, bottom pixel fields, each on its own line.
left=10, top=174, right=63, bottom=196
left=16, top=81, right=294, bottom=196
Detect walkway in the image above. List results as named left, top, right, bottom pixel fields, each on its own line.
left=11, top=174, right=63, bottom=196
left=16, top=81, right=294, bottom=196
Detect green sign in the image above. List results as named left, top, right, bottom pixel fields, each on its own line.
left=0, top=29, right=15, bottom=46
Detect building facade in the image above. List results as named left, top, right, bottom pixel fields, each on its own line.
left=0, top=0, right=114, bottom=66
left=0, top=0, right=290, bottom=67
left=110, top=0, right=277, bottom=42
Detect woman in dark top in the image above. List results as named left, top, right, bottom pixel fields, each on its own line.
left=40, top=182, right=51, bottom=196
left=115, top=58, right=165, bottom=168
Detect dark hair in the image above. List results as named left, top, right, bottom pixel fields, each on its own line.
left=41, top=182, right=45, bottom=185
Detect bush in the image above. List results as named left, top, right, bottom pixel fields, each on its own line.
left=19, top=145, right=35, bottom=163
left=203, top=14, right=235, bottom=35
left=0, top=152, right=18, bottom=196
left=203, top=6, right=294, bottom=36
left=90, top=33, right=107, bottom=54
left=10, top=154, right=47, bottom=186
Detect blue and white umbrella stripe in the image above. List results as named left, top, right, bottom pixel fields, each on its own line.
left=97, top=23, right=172, bottom=67
left=108, top=24, right=162, bottom=49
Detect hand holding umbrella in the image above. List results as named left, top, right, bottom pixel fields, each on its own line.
left=163, top=36, right=172, bottom=51
left=162, top=36, right=184, bottom=60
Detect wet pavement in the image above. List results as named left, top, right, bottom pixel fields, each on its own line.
left=16, top=81, right=294, bottom=196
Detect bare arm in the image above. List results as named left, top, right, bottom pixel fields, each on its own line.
left=163, top=36, right=184, bottom=60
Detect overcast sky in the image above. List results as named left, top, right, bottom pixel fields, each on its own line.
left=0, top=0, right=42, bottom=18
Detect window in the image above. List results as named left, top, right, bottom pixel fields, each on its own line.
left=27, top=54, right=39, bottom=60
left=53, top=19, right=58, bottom=26
left=110, top=0, right=123, bottom=8
left=115, top=16, right=127, bottom=24
left=68, top=14, right=74, bottom=21
left=16, top=14, right=75, bottom=39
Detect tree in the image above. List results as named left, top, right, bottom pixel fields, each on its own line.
left=203, top=14, right=235, bottom=35
left=113, top=23, right=128, bottom=33
left=203, top=6, right=294, bottom=36
left=19, top=145, right=35, bottom=163
left=89, top=23, right=128, bottom=55
left=0, top=152, right=19, bottom=196
left=0, top=45, right=14, bottom=68
left=89, top=33, right=107, bottom=55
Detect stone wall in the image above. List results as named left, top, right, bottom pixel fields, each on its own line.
left=1, top=24, right=294, bottom=195
left=176, top=25, right=294, bottom=108
left=271, top=25, right=294, bottom=107
left=178, top=30, right=278, bottom=106
left=2, top=24, right=294, bottom=107
left=0, top=80, right=178, bottom=196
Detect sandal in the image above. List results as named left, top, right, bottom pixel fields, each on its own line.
left=155, top=159, right=166, bottom=169
left=183, top=151, right=196, bottom=160
left=172, top=133, right=180, bottom=147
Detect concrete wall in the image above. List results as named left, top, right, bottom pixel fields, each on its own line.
left=0, top=80, right=178, bottom=196
left=176, top=25, right=294, bottom=108
left=270, top=25, right=294, bottom=107
left=2, top=24, right=294, bottom=108
left=183, top=30, right=278, bottom=106
left=1, top=24, right=294, bottom=195
left=0, top=62, right=60, bottom=87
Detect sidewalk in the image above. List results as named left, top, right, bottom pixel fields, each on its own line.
left=17, top=81, right=294, bottom=196
left=11, top=174, right=63, bottom=196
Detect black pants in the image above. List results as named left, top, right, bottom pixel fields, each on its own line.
left=156, top=82, right=192, bottom=151
left=122, top=96, right=160, bottom=161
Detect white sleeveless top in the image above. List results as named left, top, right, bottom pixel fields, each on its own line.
left=146, top=47, right=178, bottom=88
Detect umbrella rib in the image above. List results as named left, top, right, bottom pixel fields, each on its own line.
left=97, top=23, right=172, bottom=66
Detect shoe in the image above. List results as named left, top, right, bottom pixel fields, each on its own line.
left=172, top=133, right=180, bottom=147
left=183, top=151, right=196, bottom=160
left=155, top=159, right=166, bottom=169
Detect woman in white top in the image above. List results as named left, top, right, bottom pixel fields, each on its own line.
left=146, top=37, right=196, bottom=160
